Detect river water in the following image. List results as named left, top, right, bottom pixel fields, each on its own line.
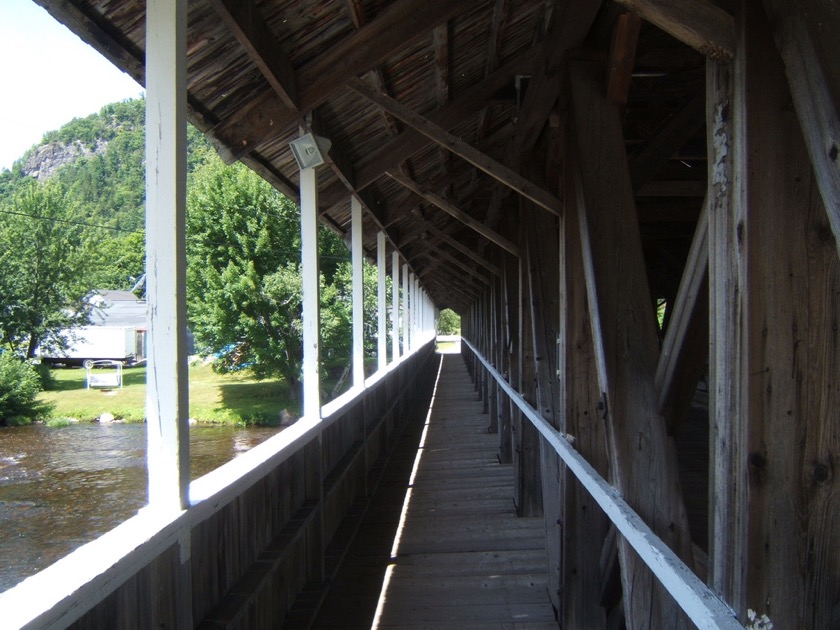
left=0, top=422, right=280, bottom=593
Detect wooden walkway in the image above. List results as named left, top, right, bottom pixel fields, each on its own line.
left=312, top=352, right=557, bottom=629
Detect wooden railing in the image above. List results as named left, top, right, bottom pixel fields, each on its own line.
left=0, top=341, right=437, bottom=629
left=461, top=338, right=744, bottom=630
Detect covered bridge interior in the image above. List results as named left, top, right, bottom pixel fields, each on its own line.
left=6, top=0, right=840, bottom=628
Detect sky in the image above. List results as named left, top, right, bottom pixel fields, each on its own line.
left=0, top=0, right=143, bottom=171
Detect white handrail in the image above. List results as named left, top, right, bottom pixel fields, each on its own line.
left=461, top=338, right=744, bottom=630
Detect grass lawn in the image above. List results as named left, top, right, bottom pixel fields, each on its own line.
left=38, top=363, right=298, bottom=425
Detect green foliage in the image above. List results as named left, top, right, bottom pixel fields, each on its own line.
left=436, top=308, right=461, bottom=335
left=0, top=180, right=95, bottom=357
left=0, top=353, right=46, bottom=425
left=186, top=157, right=308, bottom=394
left=89, top=229, right=146, bottom=292
left=1, top=97, right=215, bottom=295
left=326, top=261, right=386, bottom=361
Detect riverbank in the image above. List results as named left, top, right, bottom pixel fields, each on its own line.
left=36, top=363, right=297, bottom=425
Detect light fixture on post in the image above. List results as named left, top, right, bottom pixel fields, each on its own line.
left=289, top=132, right=331, bottom=170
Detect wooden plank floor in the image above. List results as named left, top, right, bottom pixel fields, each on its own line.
left=312, top=352, right=557, bottom=629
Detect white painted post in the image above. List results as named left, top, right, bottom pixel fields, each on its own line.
left=392, top=251, right=400, bottom=361
left=402, top=264, right=409, bottom=355
left=409, top=274, right=417, bottom=351
left=300, top=160, right=321, bottom=419
left=351, top=197, right=364, bottom=388
left=377, top=231, right=387, bottom=371
left=145, top=0, right=189, bottom=512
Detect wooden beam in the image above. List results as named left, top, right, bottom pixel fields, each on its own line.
left=386, top=171, right=520, bottom=256
left=352, top=78, right=561, bottom=215
left=729, top=4, right=840, bottom=625
left=762, top=0, right=840, bottom=264
left=475, top=0, right=509, bottom=138
left=422, top=244, right=490, bottom=286
left=559, top=132, right=610, bottom=627
left=464, top=338, right=744, bottom=630
left=399, top=212, right=501, bottom=276
left=208, top=0, right=480, bottom=162
left=429, top=245, right=492, bottom=285
left=706, top=52, right=744, bottom=611
left=654, top=198, right=709, bottom=430
left=419, top=221, right=501, bottom=276
left=606, top=12, right=642, bottom=106
left=432, top=23, right=449, bottom=108
left=209, top=0, right=298, bottom=110
left=513, top=0, right=602, bottom=155
left=420, top=265, right=481, bottom=301
left=613, top=0, right=735, bottom=61
left=569, top=57, right=694, bottom=628
left=318, top=45, right=542, bottom=207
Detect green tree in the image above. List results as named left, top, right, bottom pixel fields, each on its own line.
left=186, top=156, right=377, bottom=401
left=0, top=180, right=94, bottom=357
left=436, top=308, right=461, bottom=335
left=187, top=157, right=308, bottom=395
left=89, top=229, right=146, bottom=292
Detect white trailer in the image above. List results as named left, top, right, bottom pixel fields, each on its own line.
left=39, top=326, right=145, bottom=367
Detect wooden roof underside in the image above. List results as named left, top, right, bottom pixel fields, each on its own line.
left=36, top=0, right=725, bottom=312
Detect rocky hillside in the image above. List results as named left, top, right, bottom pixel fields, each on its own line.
left=22, top=138, right=109, bottom=182
left=2, top=97, right=211, bottom=233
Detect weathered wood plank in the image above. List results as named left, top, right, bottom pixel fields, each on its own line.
left=613, top=0, right=735, bottom=61
left=208, top=0, right=298, bottom=110
left=350, top=79, right=561, bottom=215
left=706, top=50, right=745, bottom=611
left=209, top=0, right=480, bottom=161
left=606, top=12, right=641, bottom=106
left=735, top=3, right=840, bottom=626
left=762, top=0, right=840, bottom=264
left=514, top=0, right=602, bottom=154
left=559, top=130, right=611, bottom=628
left=569, top=57, right=694, bottom=629
left=515, top=236, right=544, bottom=518
left=387, top=171, right=520, bottom=256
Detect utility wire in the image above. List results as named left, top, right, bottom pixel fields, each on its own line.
left=0, top=206, right=354, bottom=262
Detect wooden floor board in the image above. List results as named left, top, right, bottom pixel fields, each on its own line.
left=310, top=353, right=557, bottom=629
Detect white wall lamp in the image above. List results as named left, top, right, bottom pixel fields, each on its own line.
left=289, top=132, right=332, bottom=170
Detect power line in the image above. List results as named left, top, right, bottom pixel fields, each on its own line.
left=0, top=207, right=137, bottom=234
left=0, top=207, right=353, bottom=262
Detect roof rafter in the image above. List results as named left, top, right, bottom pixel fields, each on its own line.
left=387, top=171, right=520, bottom=256
left=351, top=77, right=561, bottom=215
left=207, top=0, right=483, bottom=162
left=308, top=44, right=542, bottom=211
left=613, top=0, right=735, bottom=61
left=514, top=0, right=602, bottom=155
left=412, top=217, right=501, bottom=276
left=209, top=0, right=299, bottom=110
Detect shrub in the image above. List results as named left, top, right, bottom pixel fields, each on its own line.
left=33, top=361, right=55, bottom=390
left=0, top=352, right=45, bottom=425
